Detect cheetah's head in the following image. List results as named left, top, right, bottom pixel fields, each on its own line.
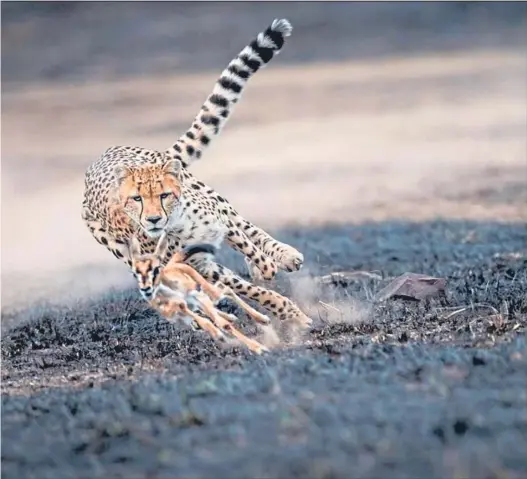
left=128, top=232, right=170, bottom=300
left=114, top=160, right=182, bottom=237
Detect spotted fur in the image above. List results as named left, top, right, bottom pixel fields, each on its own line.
left=82, top=19, right=311, bottom=327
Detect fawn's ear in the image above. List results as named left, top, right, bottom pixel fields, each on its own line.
left=161, top=159, right=182, bottom=179
left=154, top=231, right=170, bottom=259
left=128, top=236, right=142, bottom=260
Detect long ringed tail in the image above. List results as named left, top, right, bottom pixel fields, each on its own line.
left=165, top=19, right=293, bottom=168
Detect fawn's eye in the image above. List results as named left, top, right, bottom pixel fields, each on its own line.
left=132, top=195, right=142, bottom=202
left=160, top=192, right=170, bottom=200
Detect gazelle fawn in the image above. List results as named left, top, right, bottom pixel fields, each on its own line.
left=128, top=232, right=271, bottom=354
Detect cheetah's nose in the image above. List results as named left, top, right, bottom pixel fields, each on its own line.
left=146, top=216, right=162, bottom=225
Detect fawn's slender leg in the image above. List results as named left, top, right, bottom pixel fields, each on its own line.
left=216, top=311, right=272, bottom=354
left=166, top=263, right=271, bottom=325
left=182, top=307, right=225, bottom=342
left=198, top=295, right=268, bottom=355
left=156, top=296, right=225, bottom=341
left=216, top=311, right=239, bottom=323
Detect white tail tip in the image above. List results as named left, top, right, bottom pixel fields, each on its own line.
left=270, top=18, right=293, bottom=37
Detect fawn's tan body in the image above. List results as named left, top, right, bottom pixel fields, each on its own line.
left=129, top=233, right=270, bottom=354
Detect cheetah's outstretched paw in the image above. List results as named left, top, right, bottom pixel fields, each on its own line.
left=276, top=246, right=304, bottom=273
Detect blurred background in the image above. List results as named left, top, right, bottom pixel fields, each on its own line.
left=2, top=1, right=526, bottom=312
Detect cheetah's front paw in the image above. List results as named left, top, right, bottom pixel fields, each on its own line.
left=276, top=245, right=304, bottom=273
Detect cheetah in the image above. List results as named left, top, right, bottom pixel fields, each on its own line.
left=82, top=19, right=312, bottom=327
left=128, top=232, right=269, bottom=354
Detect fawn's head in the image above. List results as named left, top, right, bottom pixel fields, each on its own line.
left=128, top=232, right=170, bottom=300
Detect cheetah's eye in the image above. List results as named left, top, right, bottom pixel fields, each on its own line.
left=152, top=267, right=160, bottom=276
left=132, top=196, right=142, bottom=202
left=160, top=192, right=170, bottom=200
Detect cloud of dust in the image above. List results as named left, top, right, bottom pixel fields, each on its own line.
left=257, top=323, right=281, bottom=349
left=231, top=268, right=376, bottom=349
left=289, top=268, right=374, bottom=337
left=217, top=321, right=280, bottom=354
left=1, top=173, right=133, bottom=315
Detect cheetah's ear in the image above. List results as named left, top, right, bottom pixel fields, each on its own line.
left=114, top=165, right=133, bottom=186
left=161, top=159, right=182, bottom=179
left=128, top=236, right=142, bottom=260
left=154, top=231, right=170, bottom=259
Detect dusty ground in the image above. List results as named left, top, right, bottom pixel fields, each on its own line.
left=2, top=221, right=527, bottom=479
left=1, top=3, right=527, bottom=479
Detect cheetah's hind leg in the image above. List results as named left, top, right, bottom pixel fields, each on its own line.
left=188, top=258, right=312, bottom=329
left=215, top=282, right=271, bottom=326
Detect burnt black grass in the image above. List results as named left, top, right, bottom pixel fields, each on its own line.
left=2, top=220, right=527, bottom=479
